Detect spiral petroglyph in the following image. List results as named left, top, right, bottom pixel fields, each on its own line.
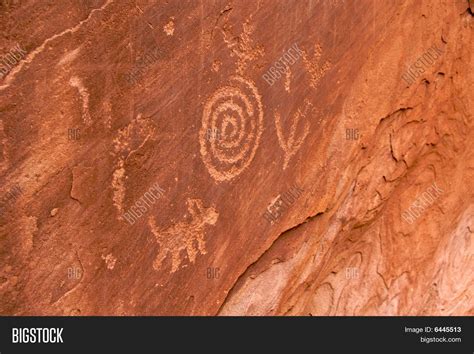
left=199, top=76, right=264, bottom=182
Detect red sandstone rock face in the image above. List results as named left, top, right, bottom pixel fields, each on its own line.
left=0, top=0, right=472, bottom=315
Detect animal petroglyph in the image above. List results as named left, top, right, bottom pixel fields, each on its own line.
left=200, top=76, right=264, bottom=182
left=302, top=44, right=332, bottom=89
left=148, top=199, right=218, bottom=273
left=275, top=100, right=312, bottom=169
left=69, top=75, right=92, bottom=126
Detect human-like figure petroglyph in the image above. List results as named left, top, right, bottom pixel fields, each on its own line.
left=302, top=44, right=332, bottom=89
left=222, top=19, right=264, bottom=76
left=69, top=75, right=92, bottom=126
left=200, top=76, right=264, bottom=182
left=275, top=100, right=312, bottom=170
left=148, top=199, right=218, bottom=273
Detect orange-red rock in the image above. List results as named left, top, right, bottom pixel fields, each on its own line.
left=0, top=0, right=472, bottom=315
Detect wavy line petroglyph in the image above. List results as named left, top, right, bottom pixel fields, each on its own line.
left=285, top=68, right=292, bottom=93
left=148, top=199, right=218, bottom=273
left=0, top=120, right=9, bottom=175
left=57, top=46, right=82, bottom=67
left=111, top=159, right=126, bottom=214
left=200, top=76, right=264, bottom=182
left=111, top=114, right=155, bottom=217
left=275, top=100, right=312, bottom=170
left=69, top=76, right=92, bottom=126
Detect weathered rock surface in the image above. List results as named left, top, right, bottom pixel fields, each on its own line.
left=0, top=0, right=472, bottom=315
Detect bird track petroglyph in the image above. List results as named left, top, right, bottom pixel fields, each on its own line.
left=148, top=199, right=218, bottom=273
left=275, top=100, right=312, bottom=170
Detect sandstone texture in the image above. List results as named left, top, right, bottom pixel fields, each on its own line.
left=0, top=0, right=473, bottom=315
